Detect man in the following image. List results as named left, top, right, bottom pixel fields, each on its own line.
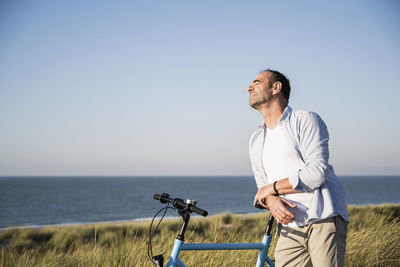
left=248, top=69, right=349, bottom=267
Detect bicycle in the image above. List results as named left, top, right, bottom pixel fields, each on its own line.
left=148, top=193, right=275, bottom=267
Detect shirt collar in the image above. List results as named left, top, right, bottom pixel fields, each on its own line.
left=280, top=105, right=292, bottom=122
left=258, top=105, right=292, bottom=129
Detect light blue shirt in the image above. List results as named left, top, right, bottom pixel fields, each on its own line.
left=249, top=106, right=349, bottom=223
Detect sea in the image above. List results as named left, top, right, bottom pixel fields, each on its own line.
left=0, top=176, right=399, bottom=230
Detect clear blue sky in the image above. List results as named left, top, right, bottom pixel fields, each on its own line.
left=1, top=0, right=399, bottom=176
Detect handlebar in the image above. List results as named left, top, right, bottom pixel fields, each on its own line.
left=254, top=203, right=267, bottom=209
left=154, top=193, right=267, bottom=217
left=154, top=193, right=208, bottom=217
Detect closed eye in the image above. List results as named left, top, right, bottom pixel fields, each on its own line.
left=253, top=79, right=261, bottom=85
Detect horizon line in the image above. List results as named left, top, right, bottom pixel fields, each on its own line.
left=1, top=174, right=400, bottom=177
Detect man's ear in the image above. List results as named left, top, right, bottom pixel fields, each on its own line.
left=272, top=81, right=282, bottom=95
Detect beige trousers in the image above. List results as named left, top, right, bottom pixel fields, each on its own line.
left=274, top=216, right=348, bottom=267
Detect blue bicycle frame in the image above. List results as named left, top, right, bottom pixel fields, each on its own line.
left=166, top=210, right=275, bottom=267
left=166, top=230, right=274, bottom=267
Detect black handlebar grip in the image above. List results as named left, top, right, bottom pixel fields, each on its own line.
left=154, top=193, right=170, bottom=203
left=255, top=203, right=267, bottom=209
left=191, top=206, right=208, bottom=217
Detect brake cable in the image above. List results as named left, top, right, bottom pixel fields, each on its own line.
left=148, top=202, right=174, bottom=266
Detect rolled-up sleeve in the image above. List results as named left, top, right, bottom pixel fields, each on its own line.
left=288, top=112, right=330, bottom=191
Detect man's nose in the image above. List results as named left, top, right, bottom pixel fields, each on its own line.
left=247, top=85, right=253, bottom=93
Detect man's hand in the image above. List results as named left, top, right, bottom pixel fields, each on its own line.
left=266, top=195, right=297, bottom=224
left=253, top=183, right=297, bottom=224
left=253, top=185, right=274, bottom=207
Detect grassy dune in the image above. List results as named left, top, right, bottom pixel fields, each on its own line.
left=1, top=205, right=399, bottom=267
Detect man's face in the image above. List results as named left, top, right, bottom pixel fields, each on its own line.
left=247, top=72, right=274, bottom=109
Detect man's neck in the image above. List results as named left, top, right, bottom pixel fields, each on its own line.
left=260, top=101, right=287, bottom=129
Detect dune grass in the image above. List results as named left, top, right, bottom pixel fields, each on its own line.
left=1, top=204, right=399, bottom=267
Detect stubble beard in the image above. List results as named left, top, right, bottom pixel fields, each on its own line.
left=249, top=100, right=260, bottom=110
left=249, top=94, right=273, bottom=110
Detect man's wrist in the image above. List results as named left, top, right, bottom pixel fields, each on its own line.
left=265, top=193, right=277, bottom=201
left=263, top=193, right=278, bottom=209
left=264, top=184, right=277, bottom=196
left=273, top=181, right=279, bottom=195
